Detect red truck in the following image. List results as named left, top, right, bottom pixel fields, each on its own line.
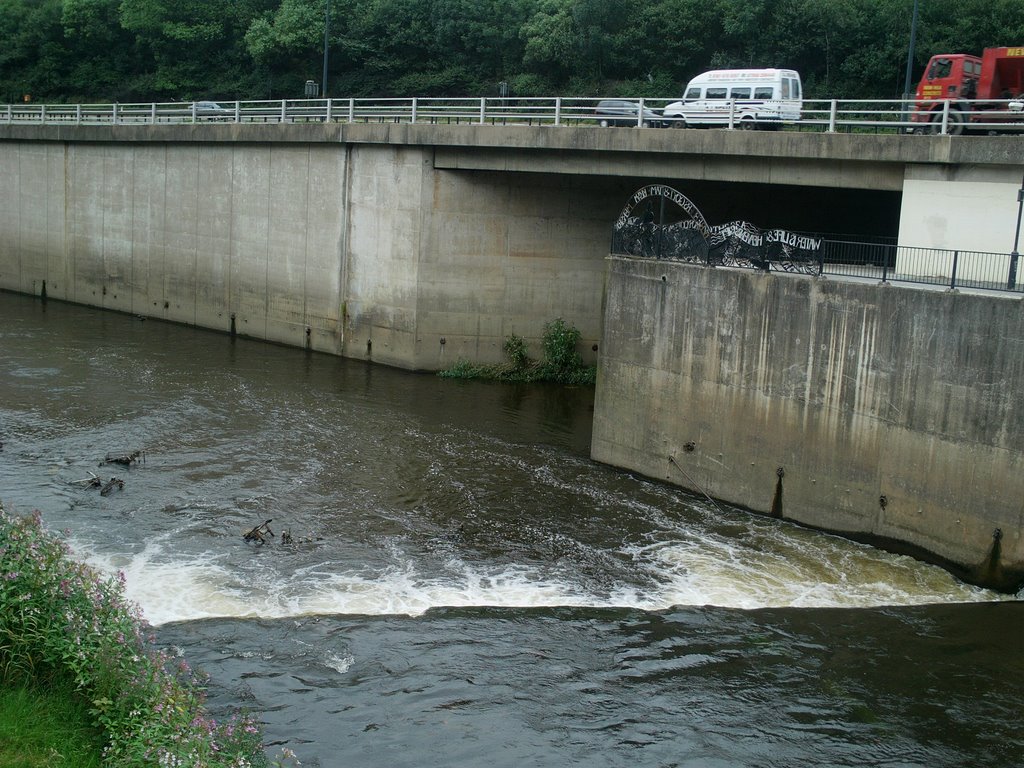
left=909, top=46, right=1024, bottom=134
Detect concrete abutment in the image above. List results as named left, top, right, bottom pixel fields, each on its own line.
left=593, top=257, right=1024, bottom=591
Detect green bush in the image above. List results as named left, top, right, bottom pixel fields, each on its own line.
left=503, top=334, right=529, bottom=371
left=0, top=504, right=297, bottom=768
left=438, top=318, right=595, bottom=386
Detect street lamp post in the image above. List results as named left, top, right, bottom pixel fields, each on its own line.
left=1008, top=171, right=1024, bottom=289
left=903, top=0, right=919, bottom=99
left=322, top=0, right=331, bottom=98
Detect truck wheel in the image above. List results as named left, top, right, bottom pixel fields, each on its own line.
left=930, top=109, right=965, bottom=135
left=946, top=110, right=965, bottom=135
left=599, top=119, right=610, bottom=128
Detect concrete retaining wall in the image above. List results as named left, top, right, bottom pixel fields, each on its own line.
left=0, top=138, right=610, bottom=369
left=592, top=256, right=1024, bottom=591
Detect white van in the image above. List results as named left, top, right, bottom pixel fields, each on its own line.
left=662, top=69, right=802, bottom=129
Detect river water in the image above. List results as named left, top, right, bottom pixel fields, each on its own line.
left=0, top=291, right=1021, bottom=767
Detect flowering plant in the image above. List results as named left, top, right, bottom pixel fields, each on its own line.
left=0, top=503, right=293, bottom=767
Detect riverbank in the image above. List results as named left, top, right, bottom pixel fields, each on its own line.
left=0, top=502, right=282, bottom=767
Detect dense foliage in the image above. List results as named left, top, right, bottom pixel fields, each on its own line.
left=439, top=317, right=596, bottom=385
left=0, top=504, right=297, bottom=768
left=1, top=0, right=1023, bottom=103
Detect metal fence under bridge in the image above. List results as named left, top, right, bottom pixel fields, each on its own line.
left=611, top=225, right=1024, bottom=294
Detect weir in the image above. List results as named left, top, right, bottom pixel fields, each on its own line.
left=0, top=123, right=1022, bottom=590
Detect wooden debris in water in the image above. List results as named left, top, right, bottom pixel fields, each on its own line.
left=243, top=519, right=274, bottom=545
left=70, top=471, right=102, bottom=488
left=280, top=529, right=324, bottom=546
left=99, top=477, right=125, bottom=496
left=101, top=450, right=145, bottom=467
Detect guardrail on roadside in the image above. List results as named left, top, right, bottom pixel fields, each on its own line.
left=3, top=97, right=1024, bottom=135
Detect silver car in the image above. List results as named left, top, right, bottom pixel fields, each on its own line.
left=193, top=101, right=232, bottom=120
left=594, top=99, right=663, bottom=128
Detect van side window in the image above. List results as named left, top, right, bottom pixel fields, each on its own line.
left=754, top=87, right=774, bottom=99
left=781, top=80, right=790, bottom=99
left=685, top=87, right=701, bottom=100
left=730, top=87, right=751, bottom=99
left=706, top=88, right=727, bottom=100
left=790, top=79, right=801, bottom=98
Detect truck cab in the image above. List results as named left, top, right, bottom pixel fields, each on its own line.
left=910, top=47, right=1024, bottom=134
left=916, top=54, right=982, bottom=102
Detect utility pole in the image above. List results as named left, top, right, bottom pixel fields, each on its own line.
left=903, top=0, right=919, bottom=99
left=1008, top=171, right=1024, bottom=289
left=322, top=0, right=331, bottom=97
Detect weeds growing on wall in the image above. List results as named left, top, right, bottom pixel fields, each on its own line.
left=0, top=503, right=300, bottom=768
left=439, top=318, right=596, bottom=386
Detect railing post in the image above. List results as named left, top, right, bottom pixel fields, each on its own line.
left=411, top=97, right=417, bottom=124
left=348, top=98, right=355, bottom=123
left=881, top=246, right=890, bottom=283
left=150, top=103, right=156, bottom=124
left=828, top=100, right=838, bottom=132
left=638, top=98, right=646, bottom=127
left=941, top=100, right=950, bottom=134
left=479, top=97, right=486, bottom=124
left=728, top=99, right=735, bottom=129
left=280, top=100, right=287, bottom=122
left=4, top=104, right=10, bottom=124
left=554, top=97, right=561, bottom=126
left=950, top=250, right=959, bottom=290
left=76, top=104, right=82, bottom=125
left=325, top=98, right=332, bottom=123
left=40, top=105, right=47, bottom=124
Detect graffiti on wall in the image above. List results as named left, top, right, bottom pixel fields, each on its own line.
left=612, top=185, right=822, bottom=274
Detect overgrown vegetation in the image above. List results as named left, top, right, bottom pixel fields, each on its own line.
left=1, top=0, right=1022, bottom=103
left=0, top=504, right=297, bottom=768
left=439, top=317, right=596, bottom=385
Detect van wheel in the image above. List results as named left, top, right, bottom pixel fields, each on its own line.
left=737, top=118, right=756, bottom=130
left=599, top=119, right=610, bottom=128
left=671, top=119, right=686, bottom=129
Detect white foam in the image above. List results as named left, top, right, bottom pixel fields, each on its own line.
left=69, top=514, right=1007, bottom=627
left=74, top=542, right=1005, bottom=628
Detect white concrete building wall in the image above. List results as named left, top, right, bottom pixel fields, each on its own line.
left=899, top=165, right=1022, bottom=255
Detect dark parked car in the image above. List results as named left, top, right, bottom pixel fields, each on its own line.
left=594, top=99, right=663, bottom=128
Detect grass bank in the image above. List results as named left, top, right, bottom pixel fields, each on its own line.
left=0, top=679, right=104, bottom=767
left=0, top=502, right=299, bottom=768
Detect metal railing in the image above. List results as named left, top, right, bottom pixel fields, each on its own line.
left=3, top=96, right=1023, bottom=135
left=819, top=239, right=1023, bottom=292
left=612, top=230, right=1024, bottom=293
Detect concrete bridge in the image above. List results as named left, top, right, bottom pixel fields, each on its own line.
left=1, top=122, right=1021, bottom=367
left=1, top=123, right=1023, bottom=590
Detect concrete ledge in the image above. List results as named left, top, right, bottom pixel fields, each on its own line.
left=2, top=121, right=1020, bottom=165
